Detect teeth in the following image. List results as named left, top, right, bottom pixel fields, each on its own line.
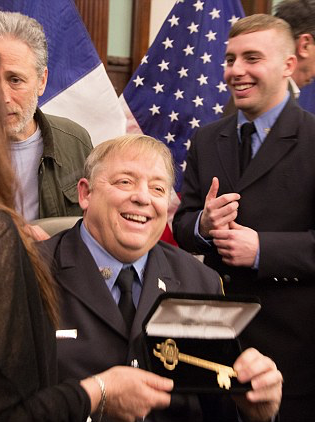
left=122, top=213, right=148, bottom=223
left=235, top=84, right=253, bottom=91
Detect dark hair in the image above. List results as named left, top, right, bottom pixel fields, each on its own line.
left=0, top=84, right=58, bottom=326
left=274, top=0, right=315, bottom=39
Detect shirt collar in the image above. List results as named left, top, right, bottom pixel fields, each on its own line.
left=80, top=221, right=147, bottom=290
left=237, top=92, right=290, bottom=143
left=288, top=77, right=300, bottom=98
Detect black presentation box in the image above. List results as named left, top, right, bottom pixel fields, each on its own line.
left=142, top=293, right=261, bottom=394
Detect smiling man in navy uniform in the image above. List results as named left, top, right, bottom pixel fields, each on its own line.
left=44, top=134, right=282, bottom=422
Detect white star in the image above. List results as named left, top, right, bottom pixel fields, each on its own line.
left=168, top=14, right=180, bottom=27
left=133, top=75, right=144, bottom=87
left=189, top=117, right=200, bottom=128
left=153, top=82, right=164, bottom=94
left=197, top=74, right=208, bottom=85
left=180, top=161, right=187, bottom=172
left=187, top=22, right=199, bottom=34
left=221, top=60, right=227, bottom=71
left=162, top=37, right=174, bottom=49
left=216, top=81, right=227, bottom=92
left=209, top=8, right=220, bottom=19
left=178, top=67, right=188, bottom=78
left=165, top=132, right=176, bottom=143
left=184, top=139, right=191, bottom=150
left=149, top=104, right=161, bottom=115
left=176, top=0, right=184, bottom=3
left=205, top=30, right=217, bottom=42
left=183, top=44, right=195, bottom=56
left=200, top=52, right=212, bottom=64
left=141, top=55, right=148, bottom=65
left=174, top=89, right=184, bottom=100
left=229, top=15, right=240, bottom=26
left=212, top=103, right=224, bottom=114
left=192, top=95, right=204, bottom=107
left=158, top=60, right=170, bottom=71
left=169, top=110, right=179, bottom=122
left=193, top=0, right=204, bottom=11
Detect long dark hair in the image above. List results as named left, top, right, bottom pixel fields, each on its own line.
left=0, top=88, right=58, bottom=326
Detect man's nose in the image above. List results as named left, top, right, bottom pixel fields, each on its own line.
left=228, top=59, right=246, bottom=77
left=130, top=184, right=151, bottom=205
left=1, top=82, right=12, bottom=103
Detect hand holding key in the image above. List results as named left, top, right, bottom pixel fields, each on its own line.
left=153, top=338, right=237, bottom=390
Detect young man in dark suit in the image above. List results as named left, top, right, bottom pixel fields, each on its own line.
left=44, top=134, right=282, bottom=422
left=173, top=14, right=315, bottom=422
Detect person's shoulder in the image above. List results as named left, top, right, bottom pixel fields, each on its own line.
left=285, top=99, right=315, bottom=130
left=156, top=241, right=219, bottom=277
left=42, top=112, right=92, bottom=148
left=193, top=113, right=237, bottom=139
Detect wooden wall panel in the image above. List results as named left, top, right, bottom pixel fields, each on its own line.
left=131, top=0, right=151, bottom=73
left=74, top=0, right=109, bottom=66
left=241, top=0, right=271, bottom=15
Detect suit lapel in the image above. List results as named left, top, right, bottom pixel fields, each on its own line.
left=237, top=98, right=300, bottom=192
left=216, top=115, right=239, bottom=190
left=130, top=244, right=181, bottom=340
left=55, top=222, right=128, bottom=339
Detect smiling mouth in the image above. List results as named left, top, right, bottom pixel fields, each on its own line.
left=121, top=213, right=150, bottom=224
left=234, top=83, right=255, bottom=91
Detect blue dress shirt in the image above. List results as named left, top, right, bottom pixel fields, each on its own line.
left=80, top=221, right=147, bottom=307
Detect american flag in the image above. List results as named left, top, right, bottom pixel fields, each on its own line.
left=121, top=0, right=244, bottom=193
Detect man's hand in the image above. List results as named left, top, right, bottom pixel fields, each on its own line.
left=233, top=348, right=283, bottom=422
left=101, top=366, right=173, bottom=421
left=210, top=221, right=259, bottom=267
left=24, top=224, right=51, bottom=241
left=199, top=177, right=240, bottom=237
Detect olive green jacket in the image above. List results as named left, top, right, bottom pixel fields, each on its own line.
left=36, top=108, right=93, bottom=217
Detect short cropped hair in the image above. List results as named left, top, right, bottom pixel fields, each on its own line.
left=229, top=14, right=295, bottom=56
left=84, top=134, right=175, bottom=190
left=274, top=0, right=315, bottom=39
left=0, top=11, right=48, bottom=77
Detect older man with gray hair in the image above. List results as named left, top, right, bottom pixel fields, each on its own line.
left=0, top=11, right=92, bottom=227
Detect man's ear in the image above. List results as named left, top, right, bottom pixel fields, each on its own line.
left=77, top=178, right=91, bottom=211
left=284, top=53, right=297, bottom=77
left=296, top=34, right=313, bottom=59
left=38, top=67, right=48, bottom=97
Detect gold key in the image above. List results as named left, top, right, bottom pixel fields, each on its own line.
left=153, top=338, right=237, bottom=390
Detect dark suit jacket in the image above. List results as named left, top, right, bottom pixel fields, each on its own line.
left=43, top=221, right=244, bottom=422
left=173, top=97, right=315, bottom=397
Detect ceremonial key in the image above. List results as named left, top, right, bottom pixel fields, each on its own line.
left=153, top=338, right=237, bottom=390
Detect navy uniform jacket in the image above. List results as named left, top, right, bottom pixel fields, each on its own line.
left=43, top=221, right=245, bottom=422
left=173, top=97, right=315, bottom=398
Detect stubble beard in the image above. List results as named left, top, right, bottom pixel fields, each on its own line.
left=6, top=91, right=39, bottom=142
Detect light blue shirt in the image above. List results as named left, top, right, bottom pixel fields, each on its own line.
left=80, top=221, right=147, bottom=307
left=11, top=125, right=43, bottom=221
left=237, top=92, right=290, bottom=157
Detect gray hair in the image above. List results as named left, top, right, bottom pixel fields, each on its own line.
left=0, top=11, right=48, bottom=77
